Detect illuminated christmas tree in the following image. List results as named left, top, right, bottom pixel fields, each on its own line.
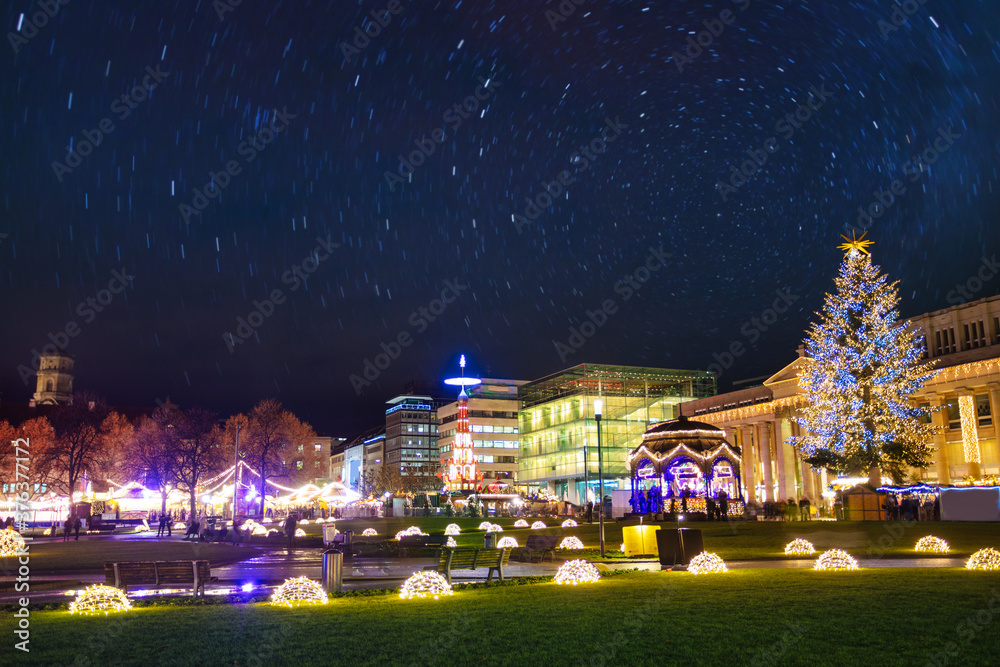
left=791, top=233, right=936, bottom=486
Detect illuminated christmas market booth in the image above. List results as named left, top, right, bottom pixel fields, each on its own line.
left=627, top=416, right=744, bottom=517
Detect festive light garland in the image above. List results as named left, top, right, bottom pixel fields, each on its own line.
left=496, top=536, right=519, bottom=548
left=395, top=526, right=428, bottom=541
left=514, top=519, right=529, bottom=528
left=966, top=548, right=1000, bottom=571
left=445, top=523, right=461, bottom=535
left=813, top=549, right=859, bottom=571
left=531, top=521, right=547, bottom=530
left=558, top=536, right=584, bottom=550
left=554, top=559, right=601, bottom=585
left=784, top=539, right=817, bottom=556
left=69, top=585, right=132, bottom=615
left=0, top=528, right=26, bottom=557
left=688, top=551, right=728, bottom=575
left=561, top=519, right=578, bottom=528
left=915, top=535, right=950, bottom=554
left=959, top=395, right=981, bottom=464
left=362, top=528, right=378, bottom=537
left=270, top=577, right=328, bottom=607
left=399, top=571, right=454, bottom=600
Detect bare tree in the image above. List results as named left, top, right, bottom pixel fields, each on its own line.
left=240, top=399, right=316, bottom=514
left=40, top=392, right=110, bottom=501
left=165, top=408, right=225, bottom=522
left=124, top=414, right=175, bottom=515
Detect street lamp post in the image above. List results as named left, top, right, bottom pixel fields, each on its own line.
left=231, top=424, right=240, bottom=546
left=595, top=398, right=605, bottom=558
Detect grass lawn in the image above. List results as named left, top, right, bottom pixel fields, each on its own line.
left=310, top=516, right=1000, bottom=561
left=8, top=568, right=1000, bottom=666
left=1, top=539, right=259, bottom=574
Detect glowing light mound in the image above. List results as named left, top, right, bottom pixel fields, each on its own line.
left=688, top=551, right=728, bottom=575
left=446, top=536, right=457, bottom=548
left=0, top=528, right=27, bottom=557
left=496, top=536, right=519, bottom=549
left=241, top=519, right=257, bottom=530
left=966, top=548, right=1000, bottom=571
left=531, top=521, right=547, bottom=530
left=270, top=577, right=329, bottom=607
left=485, top=523, right=503, bottom=534
left=558, top=536, right=585, bottom=550
left=554, top=559, right=601, bottom=585
left=299, top=519, right=310, bottom=525
left=69, top=585, right=132, bottom=615
left=784, top=539, right=817, bottom=556
left=813, top=549, right=859, bottom=571
left=294, top=528, right=306, bottom=538
left=915, top=535, right=950, bottom=554
left=362, top=528, right=378, bottom=537
left=561, top=519, right=578, bottom=528
left=395, top=526, right=428, bottom=541
left=399, top=572, right=454, bottom=600
left=514, top=519, right=529, bottom=528
left=478, top=521, right=493, bottom=531
left=251, top=524, right=269, bottom=537
left=173, top=522, right=186, bottom=530
left=445, top=524, right=461, bottom=536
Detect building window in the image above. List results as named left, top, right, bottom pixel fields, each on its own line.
left=935, top=327, right=958, bottom=355
left=977, top=394, right=992, bottom=427
left=296, top=461, right=303, bottom=469
left=46, top=380, right=53, bottom=392
left=918, top=402, right=932, bottom=424
left=994, top=316, right=1000, bottom=344
left=964, top=321, right=987, bottom=349
left=946, top=400, right=961, bottom=430
left=314, top=443, right=322, bottom=452
left=298, top=444, right=304, bottom=452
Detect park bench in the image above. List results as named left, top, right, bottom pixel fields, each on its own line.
left=103, top=560, right=216, bottom=596
left=425, top=547, right=511, bottom=584
left=398, top=533, right=449, bottom=557
left=515, top=535, right=560, bottom=563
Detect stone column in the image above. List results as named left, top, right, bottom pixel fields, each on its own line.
left=988, top=383, right=1000, bottom=474
left=739, top=426, right=756, bottom=503
left=779, top=417, right=799, bottom=502
left=756, top=422, right=773, bottom=502
left=931, top=395, right=951, bottom=484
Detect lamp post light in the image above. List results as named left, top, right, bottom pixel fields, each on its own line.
left=594, top=398, right=605, bottom=558
left=232, top=423, right=240, bottom=546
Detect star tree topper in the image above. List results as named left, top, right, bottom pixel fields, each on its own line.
left=837, top=230, right=874, bottom=257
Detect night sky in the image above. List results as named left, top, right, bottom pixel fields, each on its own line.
left=1, top=0, right=997, bottom=436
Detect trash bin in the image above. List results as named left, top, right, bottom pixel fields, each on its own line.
left=677, top=528, right=704, bottom=564
left=322, top=549, right=343, bottom=594
left=484, top=533, right=495, bottom=549
left=655, top=529, right=682, bottom=568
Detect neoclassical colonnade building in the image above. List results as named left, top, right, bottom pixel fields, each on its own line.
left=680, top=293, right=1000, bottom=503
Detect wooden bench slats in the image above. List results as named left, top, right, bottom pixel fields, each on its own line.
left=103, top=560, right=213, bottom=596
left=429, top=548, right=511, bottom=584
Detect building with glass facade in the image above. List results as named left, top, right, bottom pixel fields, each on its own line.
left=517, top=364, right=716, bottom=504
left=384, top=395, right=446, bottom=491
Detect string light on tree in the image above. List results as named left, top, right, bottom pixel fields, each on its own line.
left=790, top=232, right=936, bottom=487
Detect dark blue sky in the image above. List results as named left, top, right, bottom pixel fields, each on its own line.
left=1, top=0, right=997, bottom=435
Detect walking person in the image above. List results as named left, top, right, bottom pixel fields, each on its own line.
left=166, top=512, right=173, bottom=537
left=63, top=511, right=73, bottom=542
left=284, top=513, right=298, bottom=551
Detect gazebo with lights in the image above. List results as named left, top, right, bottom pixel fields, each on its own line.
left=626, top=415, right=743, bottom=516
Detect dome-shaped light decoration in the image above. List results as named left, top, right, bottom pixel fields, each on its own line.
left=299, top=519, right=310, bottom=525
left=251, top=524, right=269, bottom=536
left=270, top=577, right=329, bottom=607
left=915, top=535, right=950, bottom=554
left=173, top=522, right=186, bottom=530
left=69, top=585, right=132, bottom=615
left=531, top=521, right=547, bottom=530
left=688, top=551, right=728, bottom=575
left=496, top=536, right=519, bottom=549
left=514, top=519, right=529, bottom=528
left=241, top=519, right=257, bottom=530
left=268, top=529, right=280, bottom=536
left=478, top=521, right=492, bottom=531
left=446, top=536, right=457, bottom=548
left=966, top=547, right=1000, bottom=571
left=784, top=539, right=817, bottom=556
left=558, top=536, right=585, bottom=550
left=813, top=549, right=859, bottom=571
left=0, top=528, right=27, bottom=557
left=561, top=519, right=578, bottom=528
left=362, top=528, right=378, bottom=537
left=554, top=559, right=601, bottom=585
left=445, top=524, right=461, bottom=535
left=394, top=526, right=427, bottom=541
left=399, top=571, right=454, bottom=600
left=485, top=523, right=503, bottom=533
left=294, top=528, right=306, bottom=537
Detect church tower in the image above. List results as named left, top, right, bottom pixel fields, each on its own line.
left=33, top=352, right=74, bottom=405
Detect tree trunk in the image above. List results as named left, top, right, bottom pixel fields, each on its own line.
left=189, top=488, right=197, bottom=530
left=868, top=465, right=882, bottom=488
left=161, top=490, right=167, bottom=515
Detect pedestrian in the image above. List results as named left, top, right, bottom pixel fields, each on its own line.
left=799, top=497, right=811, bottom=521
left=706, top=496, right=716, bottom=521
left=586, top=501, right=594, bottom=523
left=63, top=511, right=73, bottom=542
left=284, top=513, right=298, bottom=551
left=719, top=490, right=729, bottom=520
left=74, top=513, right=82, bottom=540
left=167, top=513, right=173, bottom=537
